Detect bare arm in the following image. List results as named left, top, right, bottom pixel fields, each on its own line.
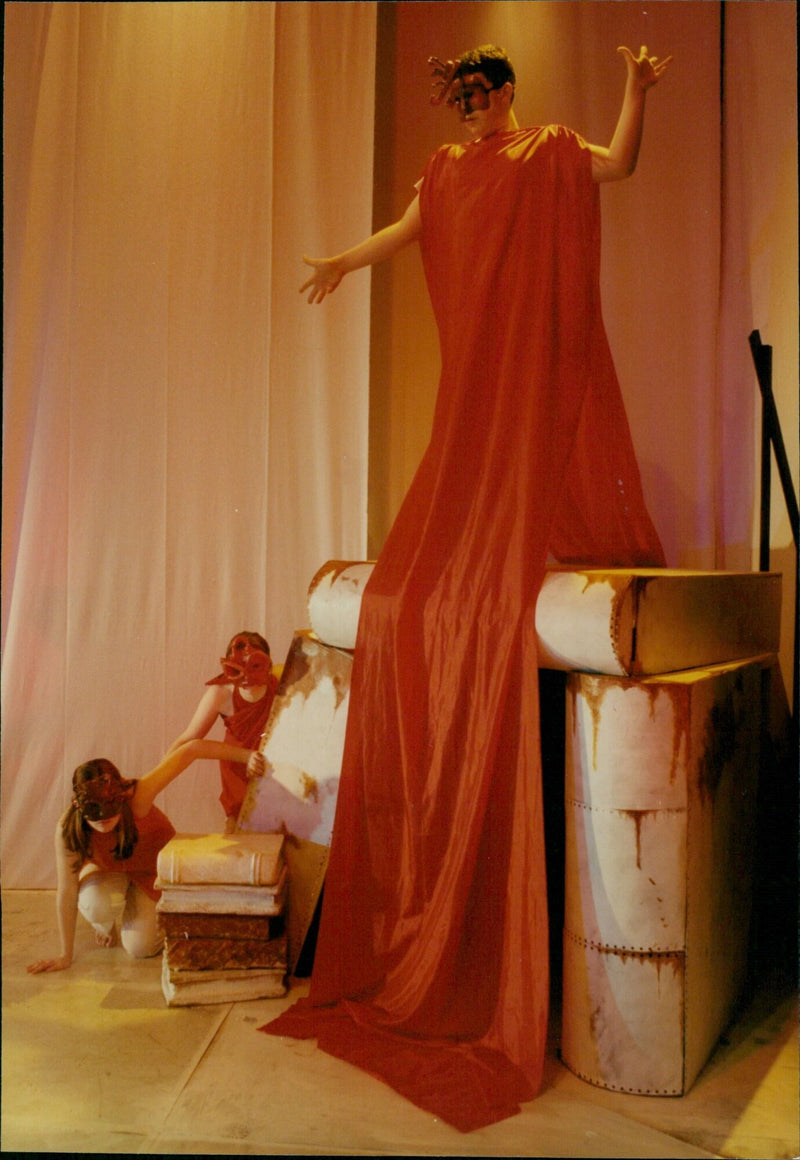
left=27, top=819, right=79, bottom=973
left=590, top=45, right=672, bottom=183
left=301, top=193, right=422, bottom=304
left=133, top=738, right=263, bottom=817
left=26, top=742, right=266, bottom=974
left=164, top=684, right=231, bottom=755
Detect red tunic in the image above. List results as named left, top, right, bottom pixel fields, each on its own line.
left=85, top=805, right=175, bottom=900
left=263, top=127, right=665, bottom=1130
left=219, top=678, right=278, bottom=817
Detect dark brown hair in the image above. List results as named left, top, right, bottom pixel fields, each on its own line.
left=225, top=631, right=271, bottom=658
left=455, top=45, right=516, bottom=96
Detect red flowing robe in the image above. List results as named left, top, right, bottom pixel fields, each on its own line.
left=219, top=679, right=278, bottom=817
left=262, top=126, right=665, bottom=1130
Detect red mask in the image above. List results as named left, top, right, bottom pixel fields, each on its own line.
left=73, top=774, right=130, bottom=821
left=206, top=636, right=271, bottom=688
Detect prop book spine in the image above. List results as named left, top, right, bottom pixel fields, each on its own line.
left=161, top=957, right=286, bottom=1005
left=156, top=833, right=285, bottom=887
left=155, top=866, right=288, bottom=915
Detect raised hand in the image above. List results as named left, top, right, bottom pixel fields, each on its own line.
left=299, top=256, right=344, bottom=304
left=618, top=44, right=673, bottom=90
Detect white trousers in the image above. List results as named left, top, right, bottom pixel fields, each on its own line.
left=78, top=870, right=163, bottom=958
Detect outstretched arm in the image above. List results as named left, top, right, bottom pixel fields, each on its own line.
left=164, top=684, right=230, bottom=756
left=133, top=739, right=263, bottom=817
left=301, top=193, right=422, bottom=304
left=590, top=45, right=672, bottom=183
left=27, top=820, right=80, bottom=974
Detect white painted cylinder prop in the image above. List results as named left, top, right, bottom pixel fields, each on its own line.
left=563, top=933, right=686, bottom=1094
left=307, top=560, right=375, bottom=650
left=561, top=657, right=767, bottom=1095
left=306, top=561, right=781, bottom=676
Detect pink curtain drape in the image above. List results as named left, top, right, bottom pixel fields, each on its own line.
left=2, top=1, right=375, bottom=885
left=2, top=2, right=796, bottom=891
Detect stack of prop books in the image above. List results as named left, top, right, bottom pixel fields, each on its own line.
left=155, top=831, right=288, bottom=1006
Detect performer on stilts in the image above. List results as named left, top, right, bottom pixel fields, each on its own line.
left=264, top=43, right=670, bottom=1131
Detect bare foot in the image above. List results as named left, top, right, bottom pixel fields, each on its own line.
left=95, top=923, right=119, bottom=948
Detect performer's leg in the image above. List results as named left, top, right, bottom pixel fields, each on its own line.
left=77, top=869, right=127, bottom=946
left=120, top=883, right=163, bottom=958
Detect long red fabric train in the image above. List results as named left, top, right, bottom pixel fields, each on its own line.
left=261, top=125, right=666, bottom=1132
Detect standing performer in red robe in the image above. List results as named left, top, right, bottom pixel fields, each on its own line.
left=166, top=631, right=278, bottom=831
left=263, top=44, right=671, bottom=1131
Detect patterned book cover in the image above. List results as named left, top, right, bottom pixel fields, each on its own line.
left=157, top=911, right=283, bottom=941
left=164, top=932, right=288, bottom=972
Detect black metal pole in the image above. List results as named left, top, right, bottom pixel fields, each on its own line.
left=759, top=341, right=772, bottom=572
left=750, top=330, right=800, bottom=551
left=749, top=329, right=800, bottom=727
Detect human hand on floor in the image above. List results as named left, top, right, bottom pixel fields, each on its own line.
left=27, top=953, right=72, bottom=974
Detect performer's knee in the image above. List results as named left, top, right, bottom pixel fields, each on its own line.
left=121, top=924, right=164, bottom=959
left=77, top=875, right=116, bottom=932
left=121, top=885, right=163, bottom=958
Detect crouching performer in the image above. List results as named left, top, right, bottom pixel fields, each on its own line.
left=27, top=740, right=266, bottom=974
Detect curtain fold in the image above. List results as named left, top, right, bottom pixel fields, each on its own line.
left=2, top=1, right=375, bottom=884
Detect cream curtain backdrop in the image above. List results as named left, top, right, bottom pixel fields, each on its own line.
left=2, top=2, right=797, bottom=893
left=2, top=1, right=375, bottom=886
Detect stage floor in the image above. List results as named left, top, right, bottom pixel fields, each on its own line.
left=3, top=889, right=797, bottom=1157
